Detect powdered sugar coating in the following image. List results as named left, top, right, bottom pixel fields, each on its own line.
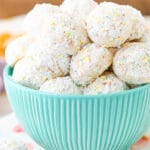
left=70, top=43, right=113, bottom=86
left=43, top=12, right=89, bottom=55
left=141, top=27, right=150, bottom=47
left=87, top=2, right=132, bottom=48
left=126, top=5, right=145, bottom=40
left=60, top=0, right=98, bottom=21
left=84, top=72, right=128, bottom=94
left=13, top=58, right=53, bottom=89
left=40, top=76, right=82, bottom=94
left=26, top=39, right=70, bottom=77
left=24, top=3, right=60, bottom=36
left=113, top=42, right=150, bottom=85
left=0, top=138, right=27, bottom=150
left=5, top=35, right=35, bottom=67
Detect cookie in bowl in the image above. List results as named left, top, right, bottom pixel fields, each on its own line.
left=84, top=72, right=129, bottom=95
left=113, top=42, right=150, bottom=85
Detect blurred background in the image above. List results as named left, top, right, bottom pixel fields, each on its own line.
left=0, top=0, right=150, bottom=18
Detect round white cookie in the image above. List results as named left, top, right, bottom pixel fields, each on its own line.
left=42, top=12, right=89, bottom=55
left=113, top=42, right=150, bottom=85
left=26, top=39, right=70, bottom=78
left=126, top=5, right=145, bottom=40
left=86, top=2, right=132, bottom=48
left=70, top=43, right=113, bottom=86
left=84, top=72, right=128, bottom=95
left=24, top=3, right=60, bottom=36
left=40, top=76, right=82, bottom=94
left=60, top=0, right=98, bottom=21
left=5, top=35, right=34, bottom=67
left=13, top=58, right=52, bottom=89
left=0, top=138, right=27, bottom=150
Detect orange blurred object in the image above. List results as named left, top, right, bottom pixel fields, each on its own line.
left=131, top=136, right=150, bottom=150
left=0, top=33, right=12, bottom=58
left=0, top=33, right=18, bottom=58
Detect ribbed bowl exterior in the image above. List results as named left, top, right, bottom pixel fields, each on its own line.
left=4, top=66, right=150, bottom=150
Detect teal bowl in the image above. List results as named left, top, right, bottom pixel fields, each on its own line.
left=4, top=66, right=150, bottom=150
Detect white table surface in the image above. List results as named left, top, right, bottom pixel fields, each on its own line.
left=0, top=111, right=42, bottom=150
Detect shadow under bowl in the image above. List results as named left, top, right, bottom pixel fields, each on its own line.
left=3, top=66, right=150, bottom=150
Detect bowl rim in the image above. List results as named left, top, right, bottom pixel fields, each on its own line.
left=3, top=65, right=150, bottom=99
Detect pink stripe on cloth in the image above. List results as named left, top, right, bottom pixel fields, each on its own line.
left=13, top=124, right=24, bottom=133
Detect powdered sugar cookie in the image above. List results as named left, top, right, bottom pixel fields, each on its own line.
left=13, top=58, right=52, bottom=89
left=26, top=39, right=70, bottom=77
left=43, top=12, right=89, bottom=55
left=87, top=2, right=132, bottom=48
left=113, top=42, right=150, bottom=85
left=5, top=35, right=34, bottom=67
left=70, top=43, right=113, bottom=86
left=84, top=72, right=128, bottom=94
left=24, top=3, right=60, bottom=36
left=61, top=0, right=98, bottom=21
left=126, top=5, right=145, bottom=40
left=40, top=76, right=82, bottom=94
